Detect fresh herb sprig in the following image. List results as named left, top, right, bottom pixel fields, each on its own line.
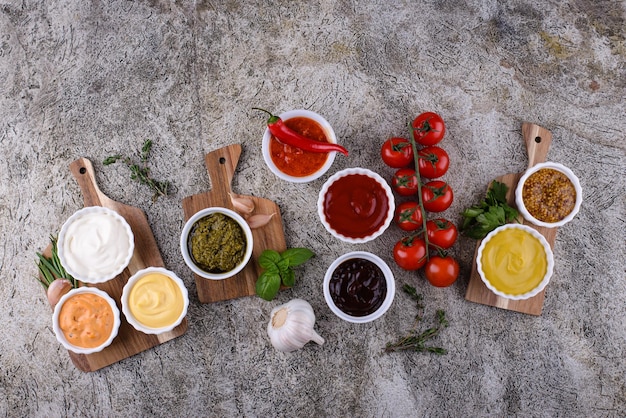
left=460, top=180, right=519, bottom=239
left=385, top=284, right=449, bottom=354
left=36, top=235, right=78, bottom=289
left=256, top=248, right=315, bottom=301
left=103, top=139, right=172, bottom=202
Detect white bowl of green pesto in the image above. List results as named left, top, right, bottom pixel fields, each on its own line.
left=180, top=207, right=254, bottom=280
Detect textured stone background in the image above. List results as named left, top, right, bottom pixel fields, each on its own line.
left=1, top=0, right=625, bottom=416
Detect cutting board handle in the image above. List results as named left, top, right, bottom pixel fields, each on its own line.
left=521, top=123, right=553, bottom=168
left=69, top=158, right=114, bottom=207
left=203, top=143, right=242, bottom=197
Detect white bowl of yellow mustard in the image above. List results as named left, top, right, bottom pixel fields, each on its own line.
left=121, top=267, right=189, bottom=335
left=476, top=224, right=554, bottom=300
left=52, top=287, right=121, bottom=354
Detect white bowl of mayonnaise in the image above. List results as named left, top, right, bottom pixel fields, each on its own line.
left=58, top=206, right=135, bottom=284
left=121, top=267, right=189, bottom=335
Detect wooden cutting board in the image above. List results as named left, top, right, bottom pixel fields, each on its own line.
left=465, top=123, right=558, bottom=316
left=40, top=158, right=187, bottom=372
left=182, top=144, right=287, bottom=303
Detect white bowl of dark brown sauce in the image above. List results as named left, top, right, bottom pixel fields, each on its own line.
left=323, top=251, right=395, bottom=323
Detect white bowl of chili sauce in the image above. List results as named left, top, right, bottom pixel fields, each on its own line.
left=323, top=251, right=395, bottom=323
left=261, top=109, right=339, bottom=183
left=515, top=162, right=582, bottom=228
left=317, top=168, right=395, bottom=243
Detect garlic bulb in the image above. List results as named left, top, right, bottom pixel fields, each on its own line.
left=246, top=212, right=275, bottom=229
left=267, top=299, right=324, bottom=352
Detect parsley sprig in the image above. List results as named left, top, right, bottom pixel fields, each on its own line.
left=460, top=180, right=519, bottom=239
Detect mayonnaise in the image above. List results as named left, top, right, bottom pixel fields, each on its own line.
left=480, top=227, right=547, bottom=295
left=59, top=293, right=114, bottom=348
left=61, top=208, right=133, bottom=281
left=128, top=272, right=184, bottom=329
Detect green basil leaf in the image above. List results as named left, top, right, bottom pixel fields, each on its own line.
left=281, top=248, right=314, bottom=267
left=276, top=258, right=290, bottom=276
left=255, top=271, right=281, bottom=301
left=258, top=250, right=281, bottom=270
left=281, top=268, right=295, bottom=287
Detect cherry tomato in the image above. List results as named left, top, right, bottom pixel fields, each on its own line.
left=421, top=180, right=453, bottom=212
left=394, top=201, right=424, bottom=232
left=392, top=168, right=419, bottom=196
left=412, top=112, right=445, bottom=146
left=424, top=256, right=459, bottom=287
left=418, top=146, right=449, bottom=179
left=426, top=218, right=458, bottom=249
left=381, top=137, right=414, bottom=168
left=393, top=236, right=427, bottom=271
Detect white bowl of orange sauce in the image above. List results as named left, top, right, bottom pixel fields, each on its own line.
left=317, top=168, right=395, bottom=243
left=52, top=287, right=121, bottom=354
left=262, top=109, right=338, bottom=183
left=476, top=224, right=554, bottom=300
left=121, top=267, right=189, bottom=335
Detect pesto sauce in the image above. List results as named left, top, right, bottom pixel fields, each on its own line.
left=188, top=213, right=247, bottom=273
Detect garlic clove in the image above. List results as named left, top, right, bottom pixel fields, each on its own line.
left=247, top=213, right=275, bottom=229
left=228, top=192, right=255, bottom=216
left=47, top=279, right=73, bottom=308
left=267, top=298, right=324, bottom=352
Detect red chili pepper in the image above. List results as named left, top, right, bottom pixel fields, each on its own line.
left=253, top=108, right=349, bottom=156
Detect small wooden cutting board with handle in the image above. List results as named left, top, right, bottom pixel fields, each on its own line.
left=40, top=158, right=187, bottom=372
left=465, top=123, right=558, bottom=316
left=182, top=144, right=287, bottom=303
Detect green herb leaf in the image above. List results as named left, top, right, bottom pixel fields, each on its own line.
left=460, top=181, right=519, bottom=239
left=281, top=268, right=296, bottom=287
left=258, top=250, right=281, bottom=270
left=255, top=271, right=281, bottom=301
left=281, top=248, right=315, bottom=267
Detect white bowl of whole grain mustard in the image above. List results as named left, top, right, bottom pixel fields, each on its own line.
left=52, top=287, right=121, bottom=354
left=121, top=267, right=189, bottom=335
left=476, top=224, right=554, bottom=300
left=57, top=206, right=135, bottom=284
left=515, top=162, right=582, bottom=228
left=180, top=207, right=254, bottom=280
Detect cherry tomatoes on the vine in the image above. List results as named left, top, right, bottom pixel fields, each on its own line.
left=424, top=256, right=459, bottom=287
left=393, top=236, right=427, bottom=271
left=394, top=201, right=424, bottom=232
left=418, top=146, right=449, bottom=179
left=392, top=168, right=419, bottom=196
left=412, top=112, right=445, bottom=146
left=381, top=137, right=414, bottom=168
left=426, top=218, right=458, bottom=249
left=421, top=180, right=453, bottom=212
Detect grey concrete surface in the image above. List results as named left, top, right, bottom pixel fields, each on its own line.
left=1, top=0, right=625, bottom=416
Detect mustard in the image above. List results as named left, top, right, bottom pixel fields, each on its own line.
left=128, top=273, right=184, bottom=328
left=481, top=227, right=547, bottom=295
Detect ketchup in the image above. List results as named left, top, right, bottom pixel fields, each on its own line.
left=329, top=258, right=387, bottom=317
left=322, top=174, right=389, bottom=239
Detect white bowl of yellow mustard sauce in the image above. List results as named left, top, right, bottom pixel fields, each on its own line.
left=121, top=267, right=189, bottom=335
left=52, top=287, right=121, bottom=354
left=476, top=224, right=554, bottom=300
left=515, top=162, right=582, bottom=228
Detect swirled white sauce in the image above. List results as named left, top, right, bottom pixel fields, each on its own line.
left=62, top=210, right=132, bottom=280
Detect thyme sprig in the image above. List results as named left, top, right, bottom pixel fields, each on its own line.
left=385, top=284, right=449, bottom=354
left=103, top=139, right=172, bottom=202
left=36, top=235, right=78, bottom=289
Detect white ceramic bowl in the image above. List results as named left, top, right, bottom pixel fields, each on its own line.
left=317, top=168, right=395, bottom=243
left=121, top=267, right=189, bottom=335
left=476, top=224, right=554, bottom=300
left=180, top=207, right=254, bottom=280
left=58, top=206, right=135, bottom=284
left=515, top=162, right=582, bottom=228
left=262, top=109, right=338, bottom=183
left=52, top=287, right=121, bottom=354
left=324, top=251, right=395, bottom=323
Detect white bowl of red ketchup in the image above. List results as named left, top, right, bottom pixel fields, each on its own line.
left=317, top=167, right=395, bottom=243
left=262, top=109, right=339, bottom=183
